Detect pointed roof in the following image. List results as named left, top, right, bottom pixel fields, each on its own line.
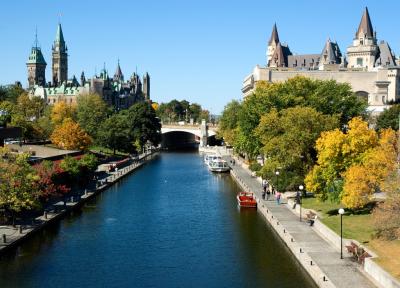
left=320, top=38, right=342, bottom=64
left=356, top=7, right=374, bottom=38
left=27, top=47, right=47, bottom=65
left=268, top=23, right=280, bottom=45
left=55, top=23, right=65, bottom=44
left=27, top=31, right=46, bottom=65
left=114, top=60, right=124, bottom=80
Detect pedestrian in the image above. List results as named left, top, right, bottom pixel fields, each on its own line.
left=276, top=191, right=281, bottom=205
left=262, top=179, right=267, bottom=192
left=271, top=185, right=276, bottom=195
left=266, top=186, right=271, bottom=200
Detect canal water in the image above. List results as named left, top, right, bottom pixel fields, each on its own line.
left=0, top=152, right=315, bottom=288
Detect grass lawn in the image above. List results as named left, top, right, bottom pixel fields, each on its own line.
left=302, top=197, right=400, bottom=280
left=89, top=145, right=130, bottom=157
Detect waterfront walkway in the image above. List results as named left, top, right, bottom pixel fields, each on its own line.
left=217, top=150, right=376, bottom=288
left=0, top=151, right=156, bottom=255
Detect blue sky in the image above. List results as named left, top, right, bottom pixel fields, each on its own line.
left=0, top=0, right=399, bottom=114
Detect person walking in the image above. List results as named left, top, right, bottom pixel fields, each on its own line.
left=262, top=179, right=267, bottom=200
left=276, top=191, right=281, bottom=205
left=266, top=185, right=271, bottom=200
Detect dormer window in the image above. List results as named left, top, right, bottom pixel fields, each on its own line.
left=360, top=38, right=364, bottom=45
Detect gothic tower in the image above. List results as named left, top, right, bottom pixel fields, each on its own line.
left=347, top=7, right=378, bottom=71
left=52, top=23, right=68, bottom=86
left=26, top=31, right=47, bottom=88
left=113, top=60, right=124, bottom=82
left=143, top=72, right=150, bottom=100
left=267, top=23, right=280, bottom=66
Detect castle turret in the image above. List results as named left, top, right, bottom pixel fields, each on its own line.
left=347, top=7, right=378, bottom=71
left=113, top=60, right=124, bottom=82
left=267, top=23, right=280, bottom=66
left=52, top=23, right=68, bottom=86
left=26, top=31, right=47, bottom=88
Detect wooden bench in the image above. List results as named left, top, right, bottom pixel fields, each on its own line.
left=305, top=211, right=317, bottom=226
left=345, top=241, right=371, bottom=265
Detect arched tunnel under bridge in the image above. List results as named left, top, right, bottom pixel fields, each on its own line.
left=161, top=131, right=220, bottom=150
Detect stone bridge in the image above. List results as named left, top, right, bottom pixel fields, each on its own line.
left=161, top=121, right=217, bottom=149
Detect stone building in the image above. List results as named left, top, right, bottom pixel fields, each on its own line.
left=28, top=23, right=150, bottom=110
left=242, top=7, right=400, bottom=114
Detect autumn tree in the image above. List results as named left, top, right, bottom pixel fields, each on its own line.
left=51, top=118, right=92, bottom=150
left=34, top=160, right=70, bottom=202
left=0, top=149, right=40, bottom=223
left=305, top=117, right=378, bottom=202
left=51, top=101, right=77, bottom=126
left=341, top=129, right=397, bottom=208
left=306, top=117, right=397, bottom=208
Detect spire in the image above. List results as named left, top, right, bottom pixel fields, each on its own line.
left=356, top=7, right=374, bottom=39
left=55, top=23, right=65, bottom=44
left=268, top=23, right=280, bottom=45
left=114, top=59, right=124, bottom=81
left=34, top=26, right=38, bottom=48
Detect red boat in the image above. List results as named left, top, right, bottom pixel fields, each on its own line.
left=237, top=192, right=257, bottom=208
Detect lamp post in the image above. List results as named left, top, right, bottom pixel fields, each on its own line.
left=275, top=171, right=280, bottom=192
left=299, top=185, right=304, bottom=222
left=338, top=208, right=345, bottom=259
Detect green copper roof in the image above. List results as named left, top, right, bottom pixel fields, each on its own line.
left=55, top=23, right=65, bottom=44
left=27, top=47, right=47, bottom=65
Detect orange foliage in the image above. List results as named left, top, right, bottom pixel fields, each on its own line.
left=50, top=118, right=92, bottom=151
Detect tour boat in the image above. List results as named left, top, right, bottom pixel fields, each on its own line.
left=237, top=192, right=257, bottom=208
left=208, top=159, right=230, bottom=172
left=204, top=154, right=223, bottom=166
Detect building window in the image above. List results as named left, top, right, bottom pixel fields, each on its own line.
left=360, top=38, right=363, bottom=45
left=357, top=58, right=363, bottom=66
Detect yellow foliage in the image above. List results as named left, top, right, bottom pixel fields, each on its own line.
left=50, top=118, right=92, bottom=151
left=342, top=128, right=397, bottom=209
left=342, top=165, right=373, bottom=208
left=51, top=101, right=77, bottom=126
left=151, top=102, right=159, bottom=111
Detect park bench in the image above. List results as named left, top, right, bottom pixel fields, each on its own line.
left=345, top=241, right=371, bottom=265
left=305, top=211, right=317, bottom=226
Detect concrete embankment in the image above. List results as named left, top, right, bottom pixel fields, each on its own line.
left=0, top=151, right=158, bottom=256
left=221, top=152, right=377, bottom=288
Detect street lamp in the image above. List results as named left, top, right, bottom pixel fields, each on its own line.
left=338, top=208, right=345, bottom=259
left=298, top=185, right=304, bottom=222
left=275, top=171, right=280, bottom=192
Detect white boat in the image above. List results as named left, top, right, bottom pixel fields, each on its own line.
left=204, top=154, right=222, bottom=166
left=208, top=159, right=230, bottom=172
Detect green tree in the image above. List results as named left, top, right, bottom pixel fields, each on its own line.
left=126, top=102, right=161, bottom=149
left=188, top=103, right=202, bottom=123
left=218, top=100, right=242, bottom=145
left=376, top=104, right=400, bottom=131
left=76, top=93, right=109, bottom=139
left=235, top=77, right=366, bottom=158
left=97, top=113, right=131, bottom=154
left=255, top=106, right=339, bottom=190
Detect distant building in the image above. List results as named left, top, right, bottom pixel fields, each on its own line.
left=28, top=23, right=150, bottom=110
left=242, top=7, right=400, bottom=114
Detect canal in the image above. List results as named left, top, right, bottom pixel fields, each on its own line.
left=0, top=152, right=315, bottom=288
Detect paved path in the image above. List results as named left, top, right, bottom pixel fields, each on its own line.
left=214, top=148, right=376, bottom=288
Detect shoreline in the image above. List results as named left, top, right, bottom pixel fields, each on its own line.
left=0, top=150, right=159, bottom=257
